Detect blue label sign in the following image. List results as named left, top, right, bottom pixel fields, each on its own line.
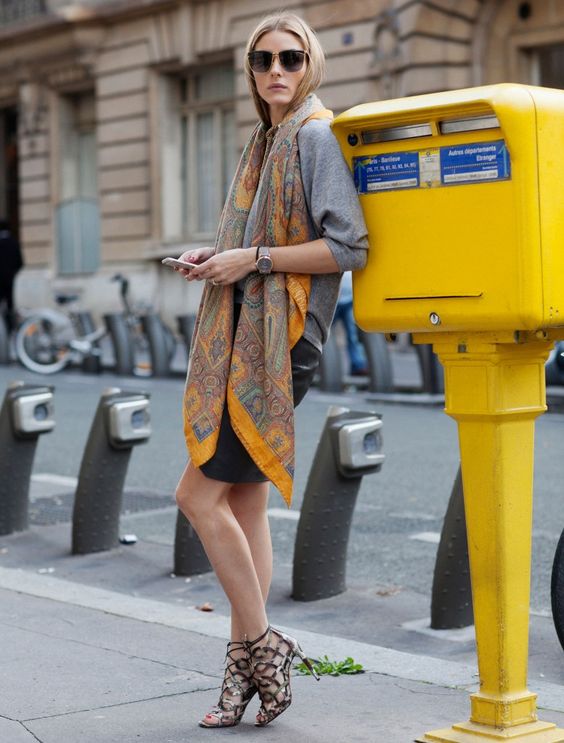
left=440, top=140, right=510, bottom=185
left=354, top=151, right=420, bottom=193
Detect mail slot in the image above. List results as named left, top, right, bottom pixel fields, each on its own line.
left=331, top=84, right=564, bottom=334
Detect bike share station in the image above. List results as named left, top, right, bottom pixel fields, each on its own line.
left=333, top=83, right=564, bottom=741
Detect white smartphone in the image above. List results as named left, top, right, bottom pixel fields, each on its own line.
left=161, top=257, right=198, bottom=270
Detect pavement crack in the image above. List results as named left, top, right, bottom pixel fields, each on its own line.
left=21, top=687, right=218, bottom=723
left=0, top=716, right=45, bottom=742
left=0, top=618, right=219, bottom=679
left=392, top=681, right=457, bottom=696
left=18, top=721, right=44, bottom=742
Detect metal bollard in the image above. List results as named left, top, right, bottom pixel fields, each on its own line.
left=173, top=510, right=211, bottom=576
left=71, top=388, right=151, bottom=554
left=545, top=341, right=564, bottom=386
left=430, top=465, right=473, bottom=629
left=292, top=406, right=384, bottom=601
left=0, top=382, right=55, bottom=535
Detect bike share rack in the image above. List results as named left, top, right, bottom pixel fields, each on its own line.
left=71, top=388, right=151, bottom=554
left=141, top=314, right=172, bottom=377
left=0, top=382, right=55, bottom=535
left=318, top=330, right=393, bottom=393
left=177, top=314, right=197, bottom=357
left=317, top=330, right=343, bottom=392
left=103, top=313, right=135, bottom=376
left=75, top=311, right=102, bottom=374
left=292, top=405, right=384, bottom=600
left=358, top=330, right=394, bottom=392
left=0, top=314, right=9, bottom=364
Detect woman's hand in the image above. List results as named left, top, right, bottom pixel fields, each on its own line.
left=188, top=248, right=256, bottom=286
left=177, top=246, right=215, bottom=281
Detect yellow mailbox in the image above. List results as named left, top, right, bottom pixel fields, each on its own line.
left=333, top=84, right=564, bottom=743
left=332, top=83, right=564, bottom=335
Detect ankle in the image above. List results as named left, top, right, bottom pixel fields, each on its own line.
left=245, top=624, right=270, bottom=646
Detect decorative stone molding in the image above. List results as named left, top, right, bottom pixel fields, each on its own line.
left=47, top=62, right=92, bottom=90
left=372, top=9, right=402, bottom=99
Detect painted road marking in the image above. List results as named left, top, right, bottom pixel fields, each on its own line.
left=409, top=531, right=441, bottom=544
left=267, top=508, right=300, bottom=521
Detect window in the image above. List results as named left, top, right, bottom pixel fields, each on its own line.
left=56, top=92, right=100, bottom=275
left=529, top=43, right=564, bottom=89
left=0, top=0, right=46, bottom=25
left=161, top=64, right=237, bottom=242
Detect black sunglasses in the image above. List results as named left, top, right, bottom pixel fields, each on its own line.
left=247, top=49, right=307, bottom=73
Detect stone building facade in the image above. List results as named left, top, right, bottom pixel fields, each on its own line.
left=0, top=0, right=562, bottom=321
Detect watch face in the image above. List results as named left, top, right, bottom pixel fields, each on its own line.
left=256, top=248, right=273, bottom=274
left=257, top=256, right=273, bottom=274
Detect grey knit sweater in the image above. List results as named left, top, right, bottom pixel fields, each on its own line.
left=240, top=117, right=369, bottom=351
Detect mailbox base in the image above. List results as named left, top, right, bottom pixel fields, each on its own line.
left=417, top=719, right=564, bottom=742
left=418, top=333, right=564, bottom=743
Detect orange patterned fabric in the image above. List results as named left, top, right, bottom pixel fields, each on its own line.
left=183, top=94, right=332, bottom=506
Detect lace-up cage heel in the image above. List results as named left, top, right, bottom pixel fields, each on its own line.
left=246, top=626, right=320, bottom=727
left=199, top=641, right=257, bottom=728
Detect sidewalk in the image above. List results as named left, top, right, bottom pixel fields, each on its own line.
left=2, top=532, right=564, bottom=743
left=2, top=362, right=564, bottom=741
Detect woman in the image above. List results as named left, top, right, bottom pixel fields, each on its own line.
left=175, top=12, right=368, bottom=728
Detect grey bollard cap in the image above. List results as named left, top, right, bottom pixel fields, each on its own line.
left=6, top=384, right=55, bottom=438
left=104, top=395, right=151, bottom=447
left=328, top=410, right=384, bottom=478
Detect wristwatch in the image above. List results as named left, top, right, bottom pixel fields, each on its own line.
left=255, top=246, right=273, bottom=275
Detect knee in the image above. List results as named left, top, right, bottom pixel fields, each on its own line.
left=176, top=483, right=200, bottom=524
left=175, top=476, right=214, bottom=528
left=175, top=470, right=199, bottom=521
left=175, top=480, right=190, bottom=515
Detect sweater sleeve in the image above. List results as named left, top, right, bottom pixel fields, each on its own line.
left=298, top=118, right=369, bottom=271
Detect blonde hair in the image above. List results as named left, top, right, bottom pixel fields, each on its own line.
left=244, top=12, right=326, bottom=126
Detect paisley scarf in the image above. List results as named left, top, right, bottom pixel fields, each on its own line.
left=183, top=94, right=332, bottom=506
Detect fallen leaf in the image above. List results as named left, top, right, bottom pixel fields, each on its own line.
left=196, top=602, right=214, bottom=612
left=376, top=586, right=402, bottom=597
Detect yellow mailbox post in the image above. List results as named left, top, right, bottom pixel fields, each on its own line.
left=332, top=83, right=564, bottom=742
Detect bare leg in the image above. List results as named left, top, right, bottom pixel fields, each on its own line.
left=228, top=481, right=272, bottom=642
left=176, top=464, right=270, bottom=727
left=175, top=462, right=268, bottom=640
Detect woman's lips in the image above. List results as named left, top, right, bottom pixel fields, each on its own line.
left=268, top=84, right=287, bottom=90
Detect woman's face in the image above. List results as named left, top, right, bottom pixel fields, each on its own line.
left=251, top=30, right=307, bottom=126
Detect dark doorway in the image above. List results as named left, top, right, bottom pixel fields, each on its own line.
left=0, top=107, right=20, bottom=240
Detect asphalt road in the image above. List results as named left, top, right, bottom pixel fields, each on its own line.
left=1, top=353, right=563, bottom=616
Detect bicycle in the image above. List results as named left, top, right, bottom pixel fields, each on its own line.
left=15, top=275, right=177, bottom=376
left=15, top=293, right=105, bottom=374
